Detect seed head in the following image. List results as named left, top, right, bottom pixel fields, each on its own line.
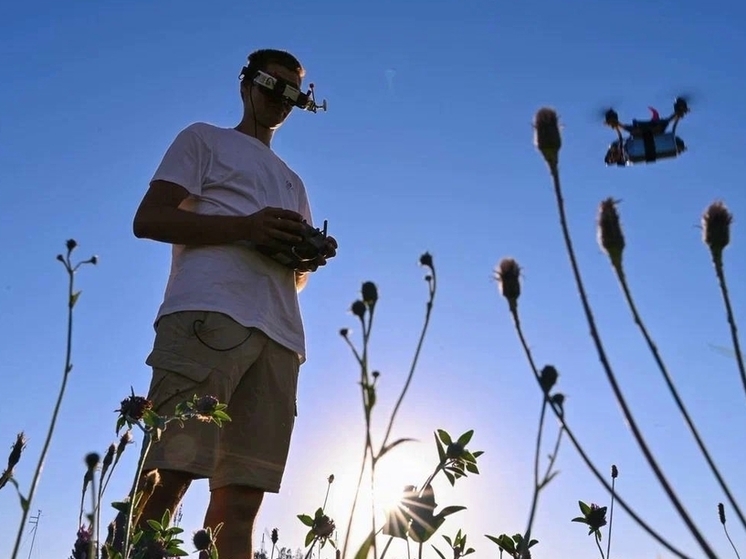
left=539, top=365, right=559, bottom=394
left=193, top=528, right=215, bottom=551
left=611, top=464, right=618, bottom=479
left=702, top=201, right=732, bottom=263
left=718, top=502, right=726, bottom=525
left=419, top=252, right=434, bottom=270
left=8, top=432, right=26, bottom=470
left=533, top=107, right=562, bottom=167
left=271, top=527, right=279, bottom=545
left=361, top=281, right=378, bottom=306
left=351, top=300, right=366, bottom=319
left=495, top=258, right=521, bottom=313
left=597, top=198, right=625, bottom=271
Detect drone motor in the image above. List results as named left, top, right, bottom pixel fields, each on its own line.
left=242, top=68, right=328, bottom=113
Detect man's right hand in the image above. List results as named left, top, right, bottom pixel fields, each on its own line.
left=245, top=207, right=306, bottom=251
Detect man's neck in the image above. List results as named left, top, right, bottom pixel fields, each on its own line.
left=234, top=120, right=274, bottom=147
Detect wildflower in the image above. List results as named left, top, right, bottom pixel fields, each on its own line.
left=116, top=390, right=153, bottom=422
left=312, top=513, right=336, bottom=539
left=193, top=528, right=215, bottom=551
left=533, top=108, right=562, bottom=167
left=85, top=452, right=100, bottom=473
left=66, top=239, right=78, bottom=251
left=70, top=525, right=93, bottom=559
left=195, top=395, right=219, bottom=416
left=597, top=198, right=625, bottom=271
left=495, top=258, right=521, bottom=313
left=362, top=281, right=378, bottom=306
left=339, top=328, right=349, bottom=338
left=702, top=201, right=732, bottom=262
left=446, top=442, right=464, bottom=460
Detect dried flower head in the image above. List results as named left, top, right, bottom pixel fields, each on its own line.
left=193, top=528, right=215, bottom=551
left=597, top=198, right=625, bottom=271
left=539, top=365, right=559, bottom=394
left=533, top=107, right=562, bottom=166
left=718, top=502, right=726, bottom=525
left=1, top=432, right=27, bottom=489
left=361, top=281, right=378, bottom=306
left=351, top=300, right=366, bottom=319
left=420, top=252, right=434, bottom=270
left=195, top=395, right=219, bottom=416
left=271, top=527, right=279, bottom=544
left=116, top=391, right=153, bottom=422
left=495, top=258, right=521, bottom=312
left=312, top=514, right=336, bottom=539
left=702, top=201, right=732, bottom=262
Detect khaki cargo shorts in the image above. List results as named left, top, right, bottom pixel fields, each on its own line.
left=141, top=310, right=300, bottom=493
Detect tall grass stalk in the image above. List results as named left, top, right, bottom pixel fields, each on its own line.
left=10, top=240, right=97, bottom=559
left=598, top=197, right=746, bottom=532
left=533, top=107, right=717, bottom=559
left=496, top=257, right=689, bottom=559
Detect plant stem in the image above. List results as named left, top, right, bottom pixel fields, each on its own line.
left=722, top=523, right=742, bottom=559
left=546, top=162, right=716, bottom=559
left=711, top=253, right=746, bottom=402
left=594, top=532, right=606, bottom=559
left=521, top=398, right=548, bottom=555
left=613, top=266, right=746, bottom=531
left=122, top=432, right=153, bottom=557
left=11, top=252, right=77, bottom=559
left=606, top=475, right=615, bottom=559
left=509, top=307, right=691, bottom=559
left=380, top=272, right=436, bottom=452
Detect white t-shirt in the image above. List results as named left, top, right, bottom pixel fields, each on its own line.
left=149, top=122, right=313, bottom=363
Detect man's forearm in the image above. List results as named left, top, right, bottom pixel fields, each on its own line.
left=133, top=207, right=252, bottom=246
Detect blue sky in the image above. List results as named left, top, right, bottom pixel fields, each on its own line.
left=2, top=0, right=746, bottom=557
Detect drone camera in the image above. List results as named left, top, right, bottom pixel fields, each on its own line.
left=242, top=68, right=328, bottom=113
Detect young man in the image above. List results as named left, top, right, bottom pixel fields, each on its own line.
left=128, top=48, right=337, bottom=559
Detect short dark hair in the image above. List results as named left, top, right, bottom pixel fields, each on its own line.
left=241, top=48, right=305, bottom=81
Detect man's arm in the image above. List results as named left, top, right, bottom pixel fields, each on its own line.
left=295, top=270, right=310, bottom=292
left=133, top=180, right=307, bottom=247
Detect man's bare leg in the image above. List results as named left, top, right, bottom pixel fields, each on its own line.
left=202, top=485, right=264, bottom=559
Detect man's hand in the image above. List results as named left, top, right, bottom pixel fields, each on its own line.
left=246, top=207, right=306, bottom=251
left=294, top=235, right=338, bottom=273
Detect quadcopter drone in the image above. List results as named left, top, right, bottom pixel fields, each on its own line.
left=240, top=66, right=328, bottom=113
left=603, top=96, right=690, bottom=166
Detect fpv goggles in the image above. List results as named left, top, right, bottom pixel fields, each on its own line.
left=240, top=68, right=327, bottom=113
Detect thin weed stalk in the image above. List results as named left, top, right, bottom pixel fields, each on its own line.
left=10, top=240, right=97, bottom=559
left=497, top=257, right=691, bottom=559
left=598, top=198, right=746, bottom=532
left=534, top=108, right=716, bottom=559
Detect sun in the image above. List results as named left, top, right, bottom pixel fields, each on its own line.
left=326, top=440, right=433, bottom=541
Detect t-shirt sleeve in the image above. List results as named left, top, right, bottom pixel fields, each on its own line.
left=296, top=178, right=314, bottom=226
left=150, top=124, right=209, bottom=197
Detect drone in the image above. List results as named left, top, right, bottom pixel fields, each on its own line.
left=240, top=67, right=328, bottom=113
left=602, top=96, right=690, bottom=166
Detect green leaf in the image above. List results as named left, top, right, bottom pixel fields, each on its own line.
left=444, top=470, right=455, bottom=487
left=485, top=534, right=515, bottom=554
left=147, top=519, right=163, bottom=532
left=435, top=433, right=446, bottom=463
left=465, top=462, right=479, bottom=475
left=437, top=505, right=466, bottom=518
left=456, top=430, right=474, bottom=447
left=304, top=531, right=315, bottom=547
left=432, top=545, right=447, bottom=559
left=70, top=290, right=82, bottom=308
left=353, top=530, right=377, bottom=559
left=297, top=514, right=314, bottom=527
left=442, top=535, right=453, bottom=546
left=436, top=429, right=452, bottom=445
left=579, top=500, right=591, bottom=515
left=213, top=410, right=232, bottom=422
left=571, top=516, right=588, bottom=524
left=168, top=549, right=188, bottom=557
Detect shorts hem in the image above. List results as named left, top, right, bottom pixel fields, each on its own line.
left=209, top=475, right=282, bottom=494
left=142, top=459, right=213, bottom=480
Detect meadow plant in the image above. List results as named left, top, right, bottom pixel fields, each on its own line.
left=329, top=255, right=483, bottom=559
left=0, top=239, right=228, bottom=559
left=489, top=106, right=744, bottom=559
